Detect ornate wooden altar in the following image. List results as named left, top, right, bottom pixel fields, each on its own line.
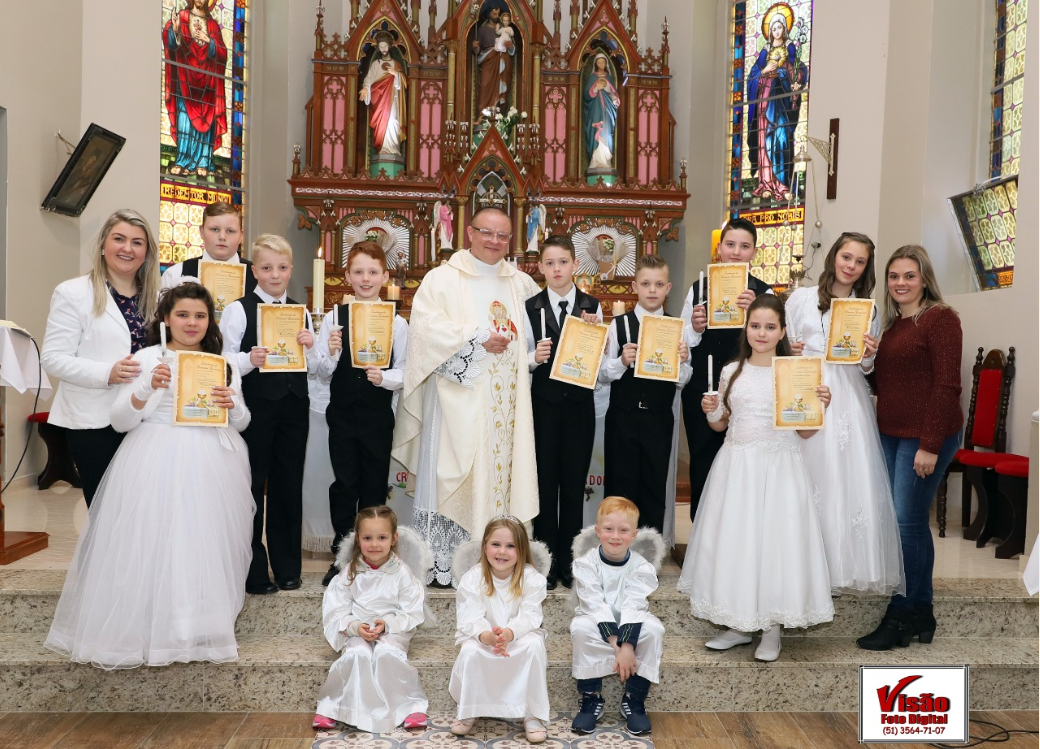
left=290, top=0, right=690, bottom=313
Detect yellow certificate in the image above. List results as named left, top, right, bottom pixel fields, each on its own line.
left=258, top=304, right=307, bottom=372
left=173, top=351, right=228, bottom=427
left=549, top=316, right=609, bottom=389
left=634, top=314, right=684, bottom=383
left=773, top=356, right=824, bottom=430
left=349, top=301, right=395, bottom=369
left=707, top=263, right=749, bottom=328
left=199, top=261, right=247, bottom=322
left=826, top=298, right=875, bottom=364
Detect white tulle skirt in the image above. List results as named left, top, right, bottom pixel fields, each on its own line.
left=679, top=440, right=834, bottom=632
left=804, top=365, right=905, bottom=595
left=45, top=421, right=254, bottom=669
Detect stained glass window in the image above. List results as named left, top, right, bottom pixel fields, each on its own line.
left=990, top=0, right=1027, bottom=179
left=726, top=0, right=813, bottom=289
left=950, top=176, right=1017, bottom=290
left=160, top=0, right=248, bottom=267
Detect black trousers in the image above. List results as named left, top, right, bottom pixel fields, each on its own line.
left=681, top=390, right=726, bottom=522
left=530, top=393, right=595, bottom=577
left=66, top=426, right=125, bottom=508
left=326, top=400, right=394, bottom=555
left=603, top=404, right=674, bottom=535
left=241, top=394, right=308, bottom=585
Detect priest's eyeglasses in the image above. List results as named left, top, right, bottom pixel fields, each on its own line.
left=472, top=227, right=513, bottom=242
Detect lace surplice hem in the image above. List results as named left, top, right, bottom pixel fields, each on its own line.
left=435, top=329, right=490, bottom=389
left=412, top=508, right=471, bottom=586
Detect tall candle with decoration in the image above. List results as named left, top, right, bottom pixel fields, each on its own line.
left=711, top=229, right=722, bottom=262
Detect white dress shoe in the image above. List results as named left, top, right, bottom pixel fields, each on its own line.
left=754, top=624, right=782, bottom=661
left=705, top=629, right=753, bottom=650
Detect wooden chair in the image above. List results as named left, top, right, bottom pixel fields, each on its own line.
left=27, top=412, right=81, bottom=490
left=992, top=457, right=1028, bottom=559
left=935, top=347, right=1015, bottom=538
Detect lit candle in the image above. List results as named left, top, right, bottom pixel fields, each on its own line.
left=313, top=246, right=325, bottom=314
left=540, top=307, right=547, bottom=339
left=611, top=299, right=626, bottom=317
left=160, top=321, right=167, bottom=354
left=386, top=282, right=400, bottom=301
left=707, top=354, right=714, bottom=392
left=711, top=229, right=722, bottom=260
left=698, top=271, right=705, bottom=305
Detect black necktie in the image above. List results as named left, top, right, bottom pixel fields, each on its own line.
left=273, top=300, right=282, bottom=304
left=558, top=300, right=569, bottom=330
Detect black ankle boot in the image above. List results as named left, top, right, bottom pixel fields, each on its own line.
left=857, top=605, right=913, bottom=651
left=911, top=604, right=936, bottom=644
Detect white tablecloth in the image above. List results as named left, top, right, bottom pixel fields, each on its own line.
left=0, top=322, right=53, bottom=399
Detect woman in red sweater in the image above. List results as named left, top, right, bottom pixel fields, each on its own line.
left=858, top=245, right=963, bottom=650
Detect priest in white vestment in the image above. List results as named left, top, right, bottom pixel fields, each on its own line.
left=394, top=207, right=541, bottom=584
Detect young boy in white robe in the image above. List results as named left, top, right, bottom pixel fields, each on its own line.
left=449, top=516, right=550, bottom=744
left=313, top=506, right=428, bottom=733
left=570, top=497, right=663, bottom=736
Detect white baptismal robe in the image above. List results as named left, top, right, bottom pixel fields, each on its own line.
left=316, top=555, right=427, bottom=733
left=570, top=547, right=664, bottom=683
left=450, top=565, right=550, bottom=720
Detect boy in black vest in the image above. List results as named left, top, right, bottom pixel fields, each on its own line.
left=524, top=235, right=602, bottom=589
left=219, top=234, right=315, bottom=594
left=599, top=254, right=691, bottom=535
left=160, top=201, right=258, bottom=300
left=680, top=217, right=772, bottom=523
left=317, top=240, right=408, bottom=586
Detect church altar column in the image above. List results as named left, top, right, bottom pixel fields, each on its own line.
left=346, top=68, right=359, bottom=174
left=626, top=84, right=638, bottom=181
left=567, top=83, right=579, bottom=181
left=446, top=41, right=457, bottom=122
left=532, top=46, right=543, bottom=127
left=454, top=199, right=465, bottom=256
left=513, top=197, right=526, bottom=257
left=407, top=68, right=419, bottom=174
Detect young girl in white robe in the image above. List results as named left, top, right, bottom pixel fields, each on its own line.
left=313, top=506, right=428, bottom=733
left=45, top=282, right=253, bottom=669
left=450, top=516, right=550, bottom=743
left=678, top=295, right=835, bottom=662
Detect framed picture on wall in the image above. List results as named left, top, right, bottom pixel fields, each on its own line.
left=41, top=123, right=126, bottom=217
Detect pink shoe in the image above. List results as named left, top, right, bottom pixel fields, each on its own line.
left=312, top=714, right=336, bottom=730
left=403, top=712, right=428, bottom=729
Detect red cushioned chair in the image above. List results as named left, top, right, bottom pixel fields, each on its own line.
left=936, top=347, right=1015, bottom=539
left=992, top=457, right=1028, bottom=559
left=27, top=412, right=82, bottom=490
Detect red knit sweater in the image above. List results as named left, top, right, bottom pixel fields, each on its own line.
left=874, top=306, right=964, bottom=453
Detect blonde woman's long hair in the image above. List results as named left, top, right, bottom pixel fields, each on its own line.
left=89, top=209, right=160, bottom=321
left=881, top=244, right=953, bottom=330
left=480, top=516, right=534, bottom=600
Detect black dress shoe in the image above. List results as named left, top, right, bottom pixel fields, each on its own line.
left=246, top=581, right=278, bottom=595
left=276, top=578, right=302, bottom=591
left=546, top=575, right=558, bottom=591
left=322, top=564, right=339, bottom=587
left=559, top=571, right=574, bottom=589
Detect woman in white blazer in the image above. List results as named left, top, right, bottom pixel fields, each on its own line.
left=41, top=209, right=161, bottom=506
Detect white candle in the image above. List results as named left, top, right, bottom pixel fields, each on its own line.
left=313, top=249, right=325, bottom=314
left=623, top=315, right=632, bottom=349
left=160, top=321, right=167, bottom=353
left=707, top=354, right=714, bottom=392
left=699, top=271, right=705, bottom=305
left=256, top=313, right=262, bottom=351
left=540, top=307, right=547, bottom=339
left=332, top=303, right=338, bottom=328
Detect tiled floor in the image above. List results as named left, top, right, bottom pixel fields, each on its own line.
left=0, top=711, right=1036, bottom=749
left=1, top=482, right=1028, bottom=579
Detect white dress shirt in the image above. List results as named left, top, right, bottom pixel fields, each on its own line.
left=524, top=283, right=603, bottom=371
left=314, top=308, right=409, bottom=395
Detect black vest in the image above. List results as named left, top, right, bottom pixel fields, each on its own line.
left=328, top=303, right=394, bottom=409
left=688, top=274, right=773, bottom=392
left=525, top=288, right=599, bottom=404
left=182, top=256, right=258, bottom=295
left=239, top=292, right=309, bottom=402
left=608, top=310, right=676, bottom=412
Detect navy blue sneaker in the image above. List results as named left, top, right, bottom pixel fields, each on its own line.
left=620, top=692, right=651, bottom=734
left=570, top=692, right=605, bottom=734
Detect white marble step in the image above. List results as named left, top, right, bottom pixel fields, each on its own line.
left=0, top=632, right=1034, bottom=713
left=1, top=571, right=1035, bottom=640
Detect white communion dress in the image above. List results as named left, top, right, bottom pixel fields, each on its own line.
left=315, top=553, right=427, bottom=732
left=450, top=564, right=550, bottom=721
left=45, top=345, right=254, bottom=669
left=678, top=362, right=834, bottom=631
left=570, top=546, right=664, bottom=683
left=785, top=287, right=904, bottom=595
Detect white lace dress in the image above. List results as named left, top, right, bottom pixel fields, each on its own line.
left=678, top=362, right=834, bottom=631
left=785, top=287, right=904, bottom=595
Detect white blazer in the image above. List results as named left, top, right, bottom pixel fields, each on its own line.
left=41, top=275, right=133, bottom=429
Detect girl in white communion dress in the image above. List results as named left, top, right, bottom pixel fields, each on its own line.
left=449, top=515, right=550, bottom=744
